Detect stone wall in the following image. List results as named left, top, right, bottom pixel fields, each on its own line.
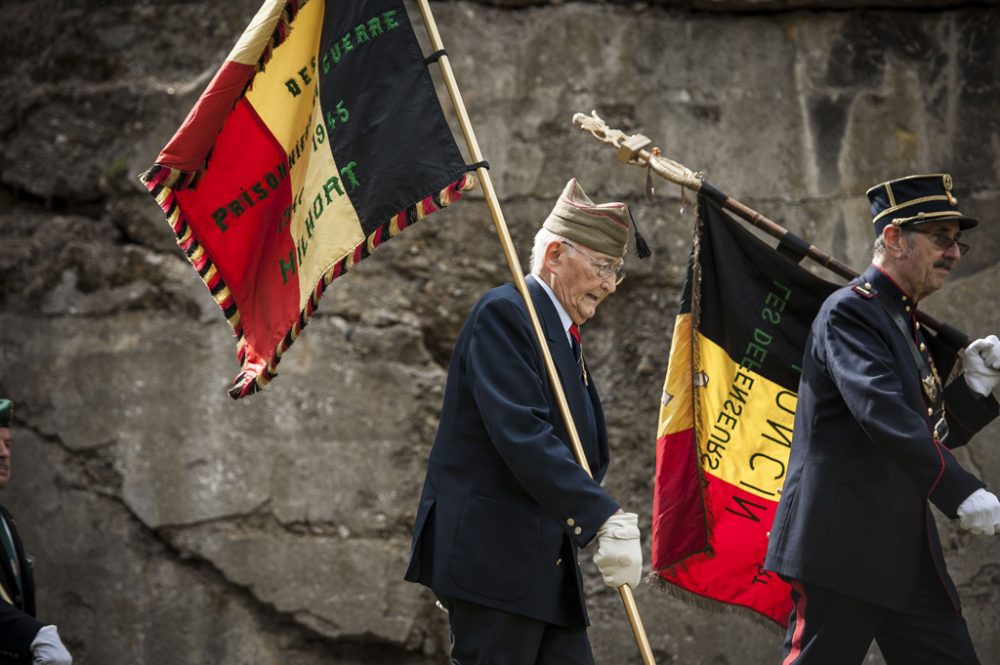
left=1, top=1, right=998, bottom=663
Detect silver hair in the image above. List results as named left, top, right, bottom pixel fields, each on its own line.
left=873, top=227, right=914, bottom=259
left=873, top=234, right=887, bottom=258
left=530, top=227, right=567, bottom=275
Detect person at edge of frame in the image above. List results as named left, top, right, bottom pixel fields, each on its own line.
left=0, top=399, right=73, bottom=665
left=765, top=173, right=1000, bottom=665
left=404, top=178, right=644, bottom=665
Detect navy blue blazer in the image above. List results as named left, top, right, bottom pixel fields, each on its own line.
left=0, top=505, right=41, bottom=664
left=765, top=265, right=999, bottom=611
left=404, top=277, right=620, bottom=626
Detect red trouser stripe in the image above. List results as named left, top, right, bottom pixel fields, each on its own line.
left=782, top=580, right=808, bottom=665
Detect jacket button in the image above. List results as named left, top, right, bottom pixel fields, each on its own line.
left=574, top=526, right=582, bottom=535
left=927, top=407, right=934, bottom=416
left=555, top=558, right=562, bottom=566
left=919, top=343, right=927, bottom=351
left=566, top=518, right=575, bottom=526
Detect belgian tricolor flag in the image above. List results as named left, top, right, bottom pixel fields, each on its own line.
left=652, top=195, right=836, bottom=625
left=141, top=0, right=476, bottom=398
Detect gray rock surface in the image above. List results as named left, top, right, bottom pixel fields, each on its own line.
left=1, top=1, right=998, bottom=663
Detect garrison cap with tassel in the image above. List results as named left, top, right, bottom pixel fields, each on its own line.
left=543, top=178, right=651, bottom=259
left=0, top=399, right=10, bottom=427
left=867, top=173, right=978, bottom=237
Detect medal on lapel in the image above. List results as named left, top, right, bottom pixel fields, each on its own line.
left=922, top=372, right=939, bottom=404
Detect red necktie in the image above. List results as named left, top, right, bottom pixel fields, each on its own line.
left=569, top=324, right=587, bottom=385
left=569, top=323, right=581, bottom=347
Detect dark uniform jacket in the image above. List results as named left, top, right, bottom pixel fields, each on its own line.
left=404, top=276, right=620, bottom=626
left=0, top=505, right=41, bottom=664
left=765, top=265, right=999, bottom=611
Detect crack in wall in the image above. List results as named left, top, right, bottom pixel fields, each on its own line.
left=10, top=418, right=444, bottom=664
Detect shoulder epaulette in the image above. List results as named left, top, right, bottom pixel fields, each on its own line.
left=852, top=282, right=878, bottom=299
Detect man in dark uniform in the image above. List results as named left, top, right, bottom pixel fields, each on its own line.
left=0, top=399, right=73, bottom=665
left=405, top=179, right=642, bottom=664
left=765, top=174, right=1000, bottom=664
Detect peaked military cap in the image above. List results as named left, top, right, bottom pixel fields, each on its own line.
left=543, top=179, right=630, bottom=258
left=867, top=173, right=978, bottom=236
left=0, top=399, right=11, bottom=428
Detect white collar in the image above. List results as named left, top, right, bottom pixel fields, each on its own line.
left=529, top=274, right=574, bottom=345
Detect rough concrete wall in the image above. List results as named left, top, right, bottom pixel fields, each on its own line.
left=1, top=1, right=998, bottom=664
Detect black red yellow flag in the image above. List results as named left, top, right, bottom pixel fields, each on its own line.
left=141, top=0, right=476, bottom=398
left=652, top=195, right=837, bottom=625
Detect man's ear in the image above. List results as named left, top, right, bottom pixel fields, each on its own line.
left=544, top=240, right=563, bottom=266
left=883, top=226, right=904, bottom=255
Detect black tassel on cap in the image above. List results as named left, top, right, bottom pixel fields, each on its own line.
left=627, top=207, right=652, bottom=259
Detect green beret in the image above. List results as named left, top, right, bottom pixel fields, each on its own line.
left=0, top=399, right=11, bottom=428
left=543, top=179, right=629, bottom=259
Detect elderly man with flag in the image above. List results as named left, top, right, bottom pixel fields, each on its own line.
left=405, top=179, right=643, bottom=665
left=0, top=400, right=72, bottom=665
left=765, top=174, right=1000, bottom=664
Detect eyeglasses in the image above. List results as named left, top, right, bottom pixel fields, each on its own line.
left=905, top=228, right=970, bottom=256
left=562, top=242, right=626, bottom=285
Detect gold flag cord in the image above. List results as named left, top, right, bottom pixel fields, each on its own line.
left=0, top=580, right=12, bottom=605
left=572, top=111, right=972, bottom=349
left=415, top=5, right=656, bottom=664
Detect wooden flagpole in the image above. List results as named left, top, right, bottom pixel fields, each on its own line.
left=572, top=111, right=973, bottom=351
left=414, top=4, right=657, bottom=664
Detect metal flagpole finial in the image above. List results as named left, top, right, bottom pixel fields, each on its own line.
left=571, top=111, right=704, bottom=193
left=573, top=110, right=632, bottom=151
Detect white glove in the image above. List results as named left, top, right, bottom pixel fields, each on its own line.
left=30, top=625, right=72, bottom=665
left=962, top=335, right=1000, bottom=397
left=956, top=488, right=1000, bottom=536
left=978, top=334, right=1000, bottom=370
left=593, top=511, right=642, bottom=589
